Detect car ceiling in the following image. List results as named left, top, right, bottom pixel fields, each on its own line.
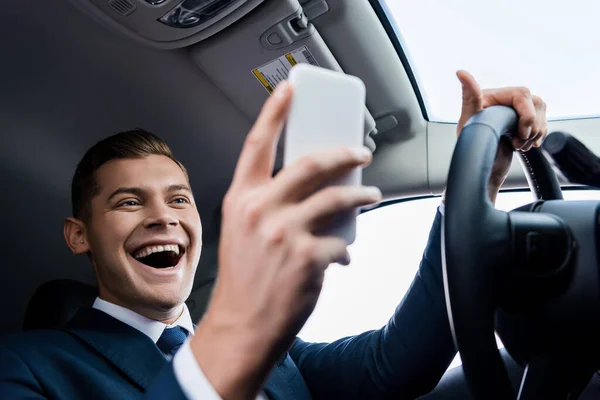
left=2, top=0, right=599, bottom=334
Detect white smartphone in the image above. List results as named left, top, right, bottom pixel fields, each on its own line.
left=284, top=64, right=367, bottom=244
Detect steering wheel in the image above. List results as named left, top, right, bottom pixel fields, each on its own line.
left=443, top=106, right=600, bottom=399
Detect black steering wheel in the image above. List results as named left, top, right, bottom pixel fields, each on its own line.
left=443, top=106, right=600, bottom=399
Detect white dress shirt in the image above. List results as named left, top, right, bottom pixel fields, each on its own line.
left=93, top=298, right=266, bottom=400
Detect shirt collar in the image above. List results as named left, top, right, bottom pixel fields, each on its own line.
left=92, top=297, right=195, bottom=343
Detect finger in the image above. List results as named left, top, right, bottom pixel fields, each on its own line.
left=292, top=235, right=348, bottom=289
left=339, top=249, right=351, bottom=266
left=521, top=140, right=535, bottom=152
left=511, top=137, right=528, bottom=150
left=232, top=82, right=293, bottom=187
left=521, top=97, right=547, bottom=151
left=534, top=118, right=548, bottom=147
left=310, top=236, right=350, bottom=268
left=532, top=97, right=548, bottom=148
left=456, top=70, right=484, bottom=135
left=298, top=185, right=382, bottom=229
left=521, top=110, right=543, bottom=152
left=486, top=87, right=536, bottom=141
left=525, top=119, right=544, bottom=151
left=267, top=146, right=372, bottom=204
left=513, top=92, right=537, bottom=141
left=458, top=70, right=484, bottom=114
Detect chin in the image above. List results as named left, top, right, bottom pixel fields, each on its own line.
left=146, top=284, right=191, bottom=310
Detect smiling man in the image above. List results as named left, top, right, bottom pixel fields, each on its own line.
left=0, top=72, right=550, bottom=399
left=66, top=142, right=202, bottom=325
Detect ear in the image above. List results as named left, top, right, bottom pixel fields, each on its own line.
left=64, top=217, right=90, bottom=255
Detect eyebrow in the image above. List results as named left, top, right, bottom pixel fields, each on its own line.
left=167, top=184, right=193, bottom=194
left=107, top=187, right=144, bottom=202
left=107, top=185, right=193, bottom=202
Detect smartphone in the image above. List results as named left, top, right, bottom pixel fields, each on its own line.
left=284, top=64, right=367, bottom=244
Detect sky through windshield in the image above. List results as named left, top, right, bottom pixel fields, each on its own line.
left=383, top=0, right=600, bottom=122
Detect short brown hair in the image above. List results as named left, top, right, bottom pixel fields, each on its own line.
left=71, top=129, right=187, bottom=221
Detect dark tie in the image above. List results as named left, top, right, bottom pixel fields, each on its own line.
left=157, top=326, right=189, bottom=357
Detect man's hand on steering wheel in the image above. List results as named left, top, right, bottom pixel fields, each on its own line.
left=452, top=70, right=548, bottom=203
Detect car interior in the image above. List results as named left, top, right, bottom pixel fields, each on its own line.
left=2, top=0, right=600, bottom=398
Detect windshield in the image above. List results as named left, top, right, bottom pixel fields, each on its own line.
left=381, top=0, right=600, bottom=122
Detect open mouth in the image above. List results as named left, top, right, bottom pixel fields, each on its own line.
left=132, top=244, right=185, bottom=269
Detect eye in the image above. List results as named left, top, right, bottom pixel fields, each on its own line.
left=171, top=197, right=190, bottom=205
left=117, top=199, right=141, bottom=208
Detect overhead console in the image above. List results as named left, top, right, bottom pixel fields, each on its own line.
left=70, top=0, right=267, bottom=48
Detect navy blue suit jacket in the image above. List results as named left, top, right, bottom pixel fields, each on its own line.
left=0, top=211, right=455, bottom=399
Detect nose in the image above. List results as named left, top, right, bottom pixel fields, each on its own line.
left=143, top=202, right=179, bottom=230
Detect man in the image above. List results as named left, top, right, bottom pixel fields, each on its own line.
left=0, top=71, right=547, bottom=399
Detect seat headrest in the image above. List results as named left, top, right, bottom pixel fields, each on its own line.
left=23, top=279, right=98, bottom=331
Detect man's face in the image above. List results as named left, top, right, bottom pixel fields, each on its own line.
left=83, top=155, right=202, bottom=313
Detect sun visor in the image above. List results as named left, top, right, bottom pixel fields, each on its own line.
left=189, top=0, right=378, bottom=151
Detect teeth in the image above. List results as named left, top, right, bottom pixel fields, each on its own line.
left=134, top=244, right=180, bottom=259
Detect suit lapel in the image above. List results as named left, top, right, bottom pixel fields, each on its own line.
left=64, top=308, right=166, bottom=390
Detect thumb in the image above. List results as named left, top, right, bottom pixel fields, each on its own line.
left=456, top=70, right=483, bottom=136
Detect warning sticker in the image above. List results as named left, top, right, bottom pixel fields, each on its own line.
left=252, top=46, right=320, bottom=94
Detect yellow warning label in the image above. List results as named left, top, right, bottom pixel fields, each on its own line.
left=285, top=54, right=297, bottom=66
left=252, top=69, right=274, bottom=94
left=251, top=46, right=319, bottom=95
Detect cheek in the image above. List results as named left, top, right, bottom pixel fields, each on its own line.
left=92, top=214, right=140, bottom=252
left=180, top=210, right=202, bottom=253
left=183, top=209, right=202, bottom=235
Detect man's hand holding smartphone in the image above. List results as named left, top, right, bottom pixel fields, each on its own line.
left=191, top=75, right=381, bottom=400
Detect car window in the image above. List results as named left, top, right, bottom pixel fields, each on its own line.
left=298, top=189, right=600, bottom=369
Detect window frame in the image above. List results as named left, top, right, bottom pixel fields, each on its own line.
left=368, top=0, right=430, bottom=121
